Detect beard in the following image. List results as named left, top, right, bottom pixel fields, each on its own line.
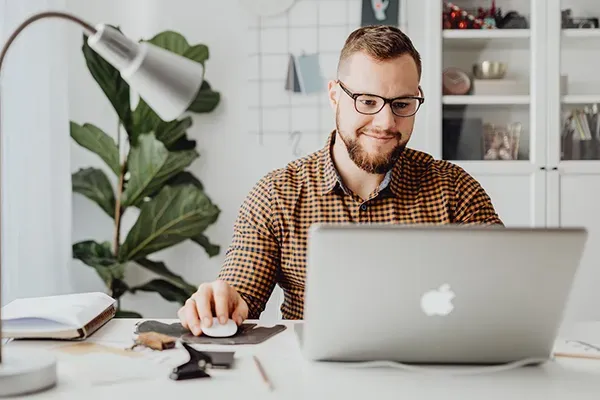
left=335, top=108, right=406, bottom=174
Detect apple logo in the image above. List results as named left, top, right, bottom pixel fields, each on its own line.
left=420, top=284, right=455, bottom=316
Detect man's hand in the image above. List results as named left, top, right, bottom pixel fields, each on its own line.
left=177, top=280, right=249, bottom=336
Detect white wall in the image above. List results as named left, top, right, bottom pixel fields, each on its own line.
left=65, top=0, right=426, bottom=319
left=1, top=0, right=72, bottom=305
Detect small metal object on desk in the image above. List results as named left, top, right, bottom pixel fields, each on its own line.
left=169, top=342, right=214, bottom=380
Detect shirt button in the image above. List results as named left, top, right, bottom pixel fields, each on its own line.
left=360, top=204, right=367, bottom=211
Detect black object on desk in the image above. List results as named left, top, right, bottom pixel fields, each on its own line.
left=170, top=342, right=214, bottom=380
left=134, top=320, right=287, bottom=345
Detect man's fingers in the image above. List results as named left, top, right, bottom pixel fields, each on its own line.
left=231, top=297, right=249, bottom=326
left=177, top=306, right=188, bottom=329
left=181, top=298, right=202, bottom=336
left=195, top=284, right=214, bottom=329
left=212, top=280, right=230, bottom=324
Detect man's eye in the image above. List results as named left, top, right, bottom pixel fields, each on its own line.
left=393, top=102, right=409, bottom=109
left=360, top=99, right=378, bottom=106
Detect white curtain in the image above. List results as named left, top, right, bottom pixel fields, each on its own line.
left=1, top=0, right=72, bottom=304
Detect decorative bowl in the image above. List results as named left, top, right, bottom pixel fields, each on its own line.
left=473, top=61, right=508, bottom=79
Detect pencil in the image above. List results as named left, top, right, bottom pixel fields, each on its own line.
left=253, top=355, right=273, bottom=391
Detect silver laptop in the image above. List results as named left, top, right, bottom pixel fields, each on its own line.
left=298, top=223, right=588, bottom=365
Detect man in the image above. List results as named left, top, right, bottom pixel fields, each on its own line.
left=178, top=25, right=502, bottom=336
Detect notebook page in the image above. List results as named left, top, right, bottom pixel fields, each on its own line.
left=1, top=292, right=115, bottom=328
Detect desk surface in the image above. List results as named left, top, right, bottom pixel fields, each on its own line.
left=5, top=319, right=600, bottom=399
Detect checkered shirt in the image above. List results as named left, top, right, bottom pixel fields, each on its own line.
left=218, top=132, right=503, bottom=319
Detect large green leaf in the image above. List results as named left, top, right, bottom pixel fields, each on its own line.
left=118, top=184, right=220, bottom=261
left=183, top=44, right=209, bottom=64
left=121, top=133, right=198, bottom=208
left=72, top=240, right=125, bottom=287
left=142, top=171, right=204, bottom=204
left=144, top=31, right=209, bottom=63
left=187, top=80, right=220, bottom=113
left=155, top=117, right=193, bottom=149
left=82, top=31, right=133, bottom=136
left=191, top=234, right=220, bottom=258
left=111, top=279, right=129, bottom=300
left=130, top=279, right=191, bottom=304
left=145, top=31, right=190, bottom=56
left=165, top=171, right=204, bottom=191
left=70, top=122, right=120, bottom=176
left=135, top=258, right=196, bottom=293
left=131, top=98, right=162, bottom=145
left=72, top=168, right=116, bottom=218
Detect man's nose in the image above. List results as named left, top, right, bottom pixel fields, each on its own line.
left=373, top=103, right=396, bottom=130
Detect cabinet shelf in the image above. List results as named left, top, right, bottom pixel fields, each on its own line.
left=562, top=95, right=600, bottom=104
left=562, top=29, right=600, bottom=38
left=443, top=95, right=530, bottom=105
left=442, top=29, right=530, bottom=50
left=442, top=29, right=530, bottom=39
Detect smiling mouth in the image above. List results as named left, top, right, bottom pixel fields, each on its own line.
left=363, top=133, right=396, bottom=141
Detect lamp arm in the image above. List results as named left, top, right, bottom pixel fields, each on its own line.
left=0, top=11, right=95, bottom=365
left=0, top=11, right=96, bottom=71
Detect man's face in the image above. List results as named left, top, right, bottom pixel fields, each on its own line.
left=328, top=52, right=421, bottom=174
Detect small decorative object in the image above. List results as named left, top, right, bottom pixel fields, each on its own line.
left=362, top=0, right=399, bottom=26
left=284, top=53, right=324, bottom=94
left=443, top=2, right=496, bottom=29
left=285, top=54, right=301, bottom=93
left=483, top=122, right=521, bottom=160
left=499, top=11, right=529, bottom=29
left=442, top=67, right=471, bottom=95
left=238, top=0, right=296, bottom=17
left=562, top=9, right=599, bottom=29
left=472, top=61, right=508, bottom=80
left=443, top=1, right=528, bottom=29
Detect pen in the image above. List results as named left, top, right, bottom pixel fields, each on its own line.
left=253, top=355, right=273, bottom=391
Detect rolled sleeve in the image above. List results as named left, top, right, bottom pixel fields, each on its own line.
left=217, top=173, right=280, bottom=319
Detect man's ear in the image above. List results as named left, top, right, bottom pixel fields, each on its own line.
left=327, top=79, right=339, bottom=110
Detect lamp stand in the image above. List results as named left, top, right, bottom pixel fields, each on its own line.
left=0, top=11, right=96, bottom=397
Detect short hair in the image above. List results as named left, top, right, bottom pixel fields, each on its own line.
left=337, top=25, right=422, bottom=79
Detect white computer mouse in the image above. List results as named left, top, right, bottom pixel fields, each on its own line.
left=202, top=317, right=238, bottom=338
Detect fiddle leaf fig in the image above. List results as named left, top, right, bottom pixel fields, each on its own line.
left=72, top=28, right=221, bottom=317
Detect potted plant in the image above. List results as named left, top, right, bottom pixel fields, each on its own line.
left=70, top=29, right=221, bottom=317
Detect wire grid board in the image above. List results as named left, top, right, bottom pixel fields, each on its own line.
left=247, top=0, right=365, bottom=157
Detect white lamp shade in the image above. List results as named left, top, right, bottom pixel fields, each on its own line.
left=87, top=25, right=204, bottom=121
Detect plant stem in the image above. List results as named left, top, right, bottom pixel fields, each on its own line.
left=113, top=159, right=126, bottom=255
left=113, top=121, right=125, bottom=256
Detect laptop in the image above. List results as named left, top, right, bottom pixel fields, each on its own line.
left=298, top=223, right=588, bottom=365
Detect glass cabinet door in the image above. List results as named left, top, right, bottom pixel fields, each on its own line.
left=557, top=0, right=600, bottom=161
left=441, top=0, right=533, bottom=162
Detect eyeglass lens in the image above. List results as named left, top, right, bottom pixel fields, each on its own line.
left=355, top=95, right=420, bottom=117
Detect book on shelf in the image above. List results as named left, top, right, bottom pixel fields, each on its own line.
left=1, top=292, right=117, bottom=340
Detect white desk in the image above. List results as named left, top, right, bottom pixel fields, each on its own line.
left=4, top=319, right=600, bottom=399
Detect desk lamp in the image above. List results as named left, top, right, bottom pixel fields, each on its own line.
left=0, top=11, right=205, bottom=397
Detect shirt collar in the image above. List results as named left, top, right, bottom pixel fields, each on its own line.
left=318, top=130, right=401, bottom=197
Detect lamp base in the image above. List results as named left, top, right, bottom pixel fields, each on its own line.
left=0, top=347, right=57, bottom=397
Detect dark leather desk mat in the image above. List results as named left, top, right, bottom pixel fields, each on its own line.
left=134, top=320, right=286, bottom=345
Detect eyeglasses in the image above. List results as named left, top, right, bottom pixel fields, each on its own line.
left=337, top=80, right=425, bottom=117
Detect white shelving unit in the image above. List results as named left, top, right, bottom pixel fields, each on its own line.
left=420, top=0, right=600, bottom=324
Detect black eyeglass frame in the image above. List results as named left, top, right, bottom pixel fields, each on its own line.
left=336, top=80, right=425, bottom=117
